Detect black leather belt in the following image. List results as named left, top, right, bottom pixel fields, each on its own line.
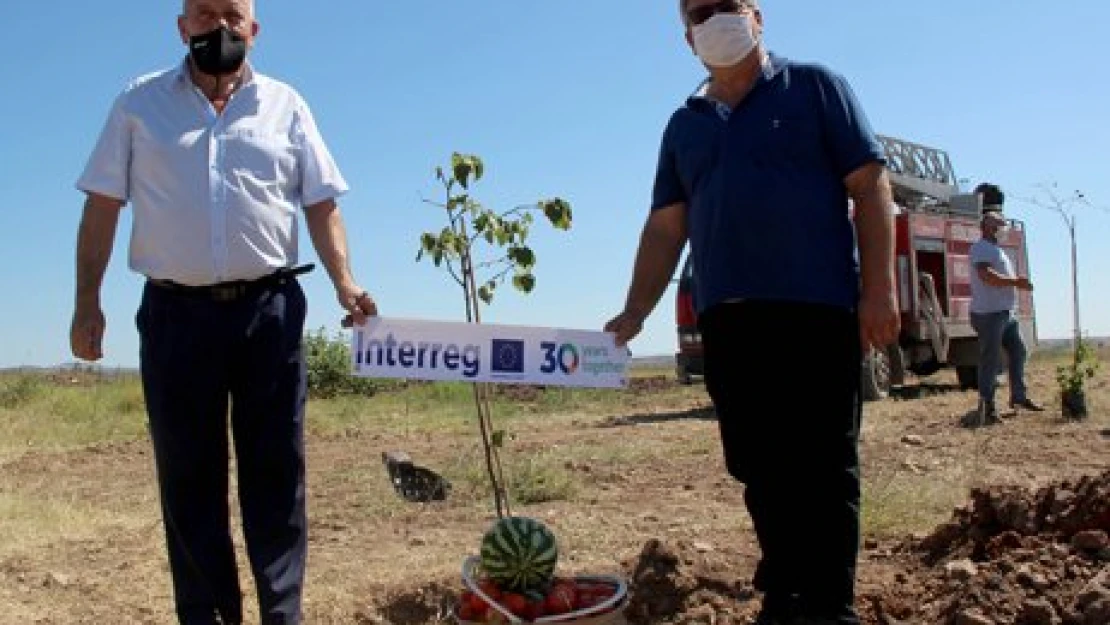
left=149, top=264, right=315, bottom=302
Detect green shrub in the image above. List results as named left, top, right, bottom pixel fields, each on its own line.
left=450, top=450, right=578, bottom=506
left=1056, top=339, right=1101, bottom=394
left=303, top=328, right=384, bottom=399
left=0, top=374, right=42, bottom=409
left=507, top=456, right=578, bottom=505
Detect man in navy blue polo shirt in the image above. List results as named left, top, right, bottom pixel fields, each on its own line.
left=605, top=1, right=899, bottom=623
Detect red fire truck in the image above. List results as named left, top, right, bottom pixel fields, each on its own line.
left=675, top=134, right=1037, bottom=400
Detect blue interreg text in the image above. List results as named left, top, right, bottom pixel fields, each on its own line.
left=359, top=333, right=481, bottom=378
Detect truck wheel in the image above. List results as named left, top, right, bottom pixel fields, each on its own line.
left=862, top=347, right=892, bottom=401
left=909, top=356, right=943, bottom=378
left=676, top=362, right=694, bottom=385
left=887, top=344, right=907, bottom=388
left=956, top=366, right=978, bottom=390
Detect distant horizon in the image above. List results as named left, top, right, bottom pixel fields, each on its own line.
left=3, top=335, right=1104, bottom=375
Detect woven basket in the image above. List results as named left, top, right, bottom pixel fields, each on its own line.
left=456, top=555, right=629, bottom=625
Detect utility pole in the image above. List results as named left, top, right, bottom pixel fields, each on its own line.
left=1024, top=184, right=1101, bottom=364
left=1068, top=214, right=1079, bottom=364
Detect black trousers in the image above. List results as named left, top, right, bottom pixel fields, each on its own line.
left=137, top=279, right=308, bottom=625
left=699, top=300, right=862, bottom=624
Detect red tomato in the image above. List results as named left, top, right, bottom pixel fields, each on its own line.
left=523, top=599, right=546, bottom=621
left=478, top=580, right=503, bottom=601
left=458, top=602, right=477, bottom=622
left=467, top=592, right=490, bottom=615
left=544, top=582, right=577, bottom=614
left=579, top=581, right=615, bottom=594
left=500, top=592, right=527, bottom=617
left=576, top=591, right=603, bottom=610
left=588, top=583, right=615, bottom=598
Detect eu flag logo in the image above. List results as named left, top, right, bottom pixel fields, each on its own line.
left=491, top=339, right=525, bottom=374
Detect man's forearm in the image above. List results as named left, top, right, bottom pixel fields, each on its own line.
left=981, top=267, right=1021, bottom=288
left=623, top=214, right=687, bottom=319
left=305, top=199, right=357, bottom=290
left=75, top=196, right=122, bottom=306
left=852, top=170, right=896, bottom=297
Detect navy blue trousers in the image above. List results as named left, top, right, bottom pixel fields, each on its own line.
left=699, top=300, right=863, bottom=624
left=137, top=279, right=308, bottom=625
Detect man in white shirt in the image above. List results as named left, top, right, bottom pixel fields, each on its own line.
left=969, top=183, right=1043, bottom=426
left=69, top=1, right=376, bottom=623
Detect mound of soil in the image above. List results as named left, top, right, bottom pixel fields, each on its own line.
left=355, top=582, right=458, bottom=625
left=623, top=539, right=758, bottom=625
left=864, top=471, right=1110, bottom=625
left=354, top=473, right=1110, bottom=625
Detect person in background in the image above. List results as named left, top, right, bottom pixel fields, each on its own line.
left=969, top=183, right=1043, bottom=425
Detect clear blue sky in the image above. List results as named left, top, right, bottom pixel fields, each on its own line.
left=2, top=1, right=1108, bottom=368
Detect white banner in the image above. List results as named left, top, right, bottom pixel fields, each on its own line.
left=349, top=317, right=630, bottom=388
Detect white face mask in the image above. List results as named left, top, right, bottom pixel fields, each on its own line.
left=692, top=12, right=758, bottom=68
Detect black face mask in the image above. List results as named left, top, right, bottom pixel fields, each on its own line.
left=188, top=26, right=247, bottom=77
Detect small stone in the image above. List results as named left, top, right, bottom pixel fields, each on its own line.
left=902, top=434, right=925, bottom=446
left=1073, top=530, right=1110, bottom=552
left=984, top=574, right=1005, bottom=590
left=354, top=611, right=386, bottom=625
left=1017, top=564, right=1051, bottom=591
left=1017, top=598, right=1060, bottom=625
left=1079, top=597, right=1110, bottom=624
left=407, top=537, right=427, bottom=547
left=692, top=541, right=714, bottom=552
left=685, top=603, right=716, bottom=622
left=902, top=460, right=925, bottom=473
left=955, top=609, right=995, bottom=625
left=1090, top=565, right=1110, bottom=589
left=42, top=572, right=70, bottom=588
left=946, top=559, right=979, bottom=581
left=1050, top=542, right=1072, bottom=559
left=1075, top=587, right=1110, bottom=611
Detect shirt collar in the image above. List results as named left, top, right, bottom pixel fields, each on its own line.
left=691, top=51, right=784, bottom=94
left=762, top=52, right=787, bottom=79
left=172, top=57, right=257, bottom=90
left=688, top=52, right=785, bottom=119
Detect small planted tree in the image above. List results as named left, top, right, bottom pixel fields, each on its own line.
left=1055, top=338, right=1100, bottom=419
left=416, top=152, right=572, bottom=517
left=1022, top=184, right=1105, bottom=418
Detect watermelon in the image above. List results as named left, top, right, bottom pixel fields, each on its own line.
left=479, top=516, right=558, bottom=591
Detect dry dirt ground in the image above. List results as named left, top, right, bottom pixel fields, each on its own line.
left=1, top=359, right=1108, bottom=625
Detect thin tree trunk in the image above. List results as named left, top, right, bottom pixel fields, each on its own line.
left=1071, top=218, right=1081, bottom=366
left=458, top=220, right=512, bottom=519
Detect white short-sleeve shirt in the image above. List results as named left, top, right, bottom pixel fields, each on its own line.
left=969, top=238, right=1017, bottom=314
left=76, top=61, right=349, bottom=286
